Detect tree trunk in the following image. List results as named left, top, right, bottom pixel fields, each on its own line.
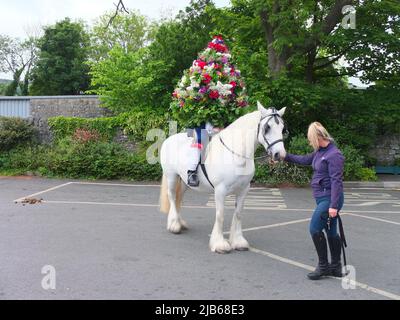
left=260, top=9, right=289, bottom=79
left=5, top=68, right=23, bottom=96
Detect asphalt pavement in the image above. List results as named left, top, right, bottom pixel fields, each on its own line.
left=0, top=177, right=399, bottom=300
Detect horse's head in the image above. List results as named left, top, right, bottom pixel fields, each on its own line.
left=257, top=101, right=288, bottom=161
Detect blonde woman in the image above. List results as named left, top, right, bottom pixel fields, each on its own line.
left=283, top=122, right=345, bottom=280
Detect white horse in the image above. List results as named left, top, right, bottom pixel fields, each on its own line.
left=159, top=102, right=287, bottom=253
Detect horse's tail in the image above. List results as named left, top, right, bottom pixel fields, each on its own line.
left=159, top=174, right=183, bottom=214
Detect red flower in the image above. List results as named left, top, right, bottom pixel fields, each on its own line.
left=209, top=90, right=220, bottom=99
left=230, top=81, right=237, bottom=88
left=207, top=42, right=227, bottom=53
left=202, top=74, right=212, bottom=84
left=196, top=60, right=207, bottom=69
left=172, top=91, right=178, bottom=98
left=213, top=35, right=223, bottom=40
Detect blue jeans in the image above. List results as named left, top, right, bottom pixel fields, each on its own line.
left=309, top=193, right=344, bottom=237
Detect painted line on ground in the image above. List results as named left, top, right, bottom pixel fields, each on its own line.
left=25, top=199, right=400, bottom=215
left=249, top=247, right=400, bottom=300
left=70, top=182, right=161, bottom=187
left=13, top=182, right=74, bottom=203
left=346, top=213, right=400, bottom=226
left=42, top=200, right=159, bottom=208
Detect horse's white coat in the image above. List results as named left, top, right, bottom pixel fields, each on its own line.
left=159, top=103, right=286, bottom=253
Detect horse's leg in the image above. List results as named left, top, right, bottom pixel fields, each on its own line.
left=166, top=174, right=183, bottom=234
left=179, top=183, right=189, bottom=230
left=229, top=184, right=250, bottom=251
left=209, top=186, right=231, bottom=253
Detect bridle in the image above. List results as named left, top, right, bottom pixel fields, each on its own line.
left=257, top=108, right=288, bottom=152
left=219, top=109, right=289, bottom=160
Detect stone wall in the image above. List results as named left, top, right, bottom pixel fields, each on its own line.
left=28, top=96, right=111, bottom=142
left=368, top=135, right=400, bottom=165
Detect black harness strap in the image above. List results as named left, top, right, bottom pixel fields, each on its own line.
left=337, top=213, right=348, bottom=267
left=197, top=161, right=214, bottom=189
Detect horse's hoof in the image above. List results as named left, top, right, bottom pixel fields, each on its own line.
left=230, top=238, right=249, bottom=251
left=215, top=248, right=232, bottom=254
left=235, top=247, right=249, bottom=251
left=180, top=219, right=189, bottom=230
left=210, top=240, right=232, bottom=254
left=167, top=221, right=182, bottom=234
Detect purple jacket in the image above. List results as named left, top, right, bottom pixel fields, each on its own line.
left=285, top=142, right=344, bottom=209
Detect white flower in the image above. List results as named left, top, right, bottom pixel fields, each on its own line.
left=190, top=76, right=200, bottom=88
left=211, top=81, right=233, bottom=96
left=204, top=63, right=214, bottom=73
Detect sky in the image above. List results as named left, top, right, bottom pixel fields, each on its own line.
left=0, top=0, right=366, bottom=86
left=0, top=0, right=231, bottom=39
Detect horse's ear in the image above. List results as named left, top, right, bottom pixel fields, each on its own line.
left=257, top=101, right=267, bottom=116
left=278, top=107, right=287, bottom=117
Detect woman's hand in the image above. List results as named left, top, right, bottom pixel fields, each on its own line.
left=329, top=208, right=338, bottom=218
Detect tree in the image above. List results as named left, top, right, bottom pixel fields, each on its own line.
left=89, top=0, right=220, bottom=112
left=30, top=18, right=90, bottom=95
left=89, top=10, right=155, bottom=62
left=218, top=0, right=400, bottom=84
left=0, top=35, right=37, bottom=96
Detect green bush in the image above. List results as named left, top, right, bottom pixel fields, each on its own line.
left=0, top=117, right=37, bottom=151
left=123, top=111, right=171, bottom=142
left=48, top=116, right=122, bottom=141
left=288, top=134, right=313, bottom=154
left=253, top=161, right=310, bottom=186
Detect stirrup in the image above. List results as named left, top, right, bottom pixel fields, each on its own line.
left=187, top=170, right=199, bottom=187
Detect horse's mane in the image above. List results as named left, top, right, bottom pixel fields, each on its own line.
left=223, top=110, right=261, bottom=133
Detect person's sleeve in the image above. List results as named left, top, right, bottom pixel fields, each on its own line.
left=328, top=152, right=345, bottom=209
left=284, top=152, right=315, bottom=166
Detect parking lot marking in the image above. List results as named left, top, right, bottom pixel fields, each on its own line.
left=249, top=247, right=400, bottom=300
left=14, top=182, right=74, bottom=203
left=207, top=188, right=287, bottom=209
left=344, top=191, right=400, bottom=208
left=71, top=182, right=161, bottom=187
left=222, top=217, right=312, bottom=235
left=346, top=213, right=400, bottom=226
left=43, top=200, right=159, bottom=208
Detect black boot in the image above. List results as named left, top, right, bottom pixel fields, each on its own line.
left=328, top=235, right=344, bottom=277
left=187, top=170, right=199, bottom=187
left=307, top=232, right=330, bottom=280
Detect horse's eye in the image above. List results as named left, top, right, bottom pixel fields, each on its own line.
left=264, top=125, right=270, bottom=134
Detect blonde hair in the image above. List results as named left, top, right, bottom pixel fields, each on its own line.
left=307, top=122, right=334, bottom=150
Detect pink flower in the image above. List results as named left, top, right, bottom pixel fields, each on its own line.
left=199, top=86, right=208, bottom=94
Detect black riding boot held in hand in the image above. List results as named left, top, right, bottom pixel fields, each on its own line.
left=187, top=170, right=199, bottom=187
left=328, top=235, right=344, bottom=277
left=307, top=231, right=330, bottom=280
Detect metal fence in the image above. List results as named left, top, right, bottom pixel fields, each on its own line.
left=0, top=96, right=99, bottom=119
left=0, top=97, right=31, bottom=118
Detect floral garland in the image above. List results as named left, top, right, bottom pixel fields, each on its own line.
left=170, top=35, right=248, bottom=128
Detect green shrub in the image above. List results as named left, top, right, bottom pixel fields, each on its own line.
left=357, top=167, right=378, bottom=181
left=288, top=134, right=313, bottom=155
left=48, top=116, right=122, bottom=141
left=253, top=161, right=310, bottom=186
left=123, top=111, right=171, bottom=142
left=42, top=137, right=162, bottom=180
left=0, top=117, right=37, bottom=151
